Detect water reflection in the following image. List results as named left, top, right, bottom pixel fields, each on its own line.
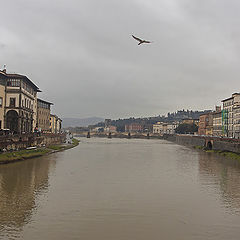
left=0, top=156, right=55, bottom=238
left=1, top=139, right=240, bottom=240
left=198, top=152, right=240, bottom=213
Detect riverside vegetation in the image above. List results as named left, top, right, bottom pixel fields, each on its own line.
left=194, top=145, right=240, bottom=161
left=0, top=138, right=80, bottom=164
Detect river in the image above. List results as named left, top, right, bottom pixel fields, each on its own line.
left=0, top=138, right=240, bottom=240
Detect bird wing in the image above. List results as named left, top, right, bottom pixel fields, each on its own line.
left=132, top=35, right=142, bottom=42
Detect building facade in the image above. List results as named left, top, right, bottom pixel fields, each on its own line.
left=222, top=93, right=240, bottom=137
left=153, top=122, right=178, bottom=135
left=233, top=102, right=240, bottom=139
left=37, top=99, right=53, bottom=132
left=0, top=70, right=41, bottom=133
left=104, top=125, right=117, bottom=133
left=213, top=109, right=222, bottom=137
left=153, top=122, right=162, bottom=134
left=0, top=75, right=6, bottom=129
left=182, top=118, right=199, bottom=126
left=198, top=113, right=213, bottom=136
left=125, top=123, right=143, bottom=133
left=50, top=114, right=62, bottom=134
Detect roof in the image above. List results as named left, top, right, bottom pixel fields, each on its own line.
left=222, top=96, right=234, bottom=102
left=37, top=98, right=53, bottom=105
left=0, top=70, right=41, bottom=92
left=221, top=93, right=240, bottom=102
left=50, top=114, right=62, bottom=121
left=199, top=112, right=212, bottom=117
left=212, top=110, right=222, bottom=114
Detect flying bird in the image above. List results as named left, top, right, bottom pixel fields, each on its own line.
left=132, top=35, right=152, bottom=45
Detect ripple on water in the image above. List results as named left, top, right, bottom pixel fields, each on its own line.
left=0, top=138, right=240, bottom=240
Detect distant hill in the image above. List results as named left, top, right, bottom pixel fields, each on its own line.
left=62, top=117, right=104, bottom=128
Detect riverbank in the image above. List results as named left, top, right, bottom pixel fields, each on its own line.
left=89, top=133, right=240, bottom=161
left=0, top=138, right=80, bottom=164
left=193, top=145, right=240, bottom=161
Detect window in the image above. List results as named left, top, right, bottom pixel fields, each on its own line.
left=7, top=79, right=20, bottom=87
left=10, top=98, right=16, bottom=107
left=0, top=97, right=2, bottom=107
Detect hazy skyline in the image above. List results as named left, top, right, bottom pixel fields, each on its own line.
left=1, top=0, right=240, bottom=119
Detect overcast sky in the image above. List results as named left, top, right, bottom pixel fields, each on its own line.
left=1, top=0, right=240, bottom=119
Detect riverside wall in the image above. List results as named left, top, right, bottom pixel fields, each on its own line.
left=74, top=131, right=240, bottom=154
left=163, top=134, right=240, bottom=153
left=0, top=133, right=66, bottom=152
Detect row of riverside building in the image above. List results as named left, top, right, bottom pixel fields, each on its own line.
left=90, top=93, right=240, bottom=139
left=0, top=68, right=62, bottom=134
left=198, top=93, right=240, bottom=139
left=152, top=92, right=240, bottom=138
left=128, top=93, right=240, bottom=139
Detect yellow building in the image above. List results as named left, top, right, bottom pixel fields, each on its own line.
left=0, top=75, right=6, bottom=129
left=0, top=69, right=41, bottom=133
left=50, top=114, right=62, bottom=134
left=153, top=122, right=178, bottom=134
left=37, top=99, right=53, bottom=132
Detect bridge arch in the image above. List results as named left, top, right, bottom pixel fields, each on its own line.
left=206, top=140, right=213, bottom=150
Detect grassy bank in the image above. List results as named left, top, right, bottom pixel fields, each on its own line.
left=216, top=151, right=240, bottom=160
left=0, top=138, right=80, bottom=164
left=193, top=145, right=240, bottom=161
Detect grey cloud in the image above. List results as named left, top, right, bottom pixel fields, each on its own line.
left=0, top=0, right=240, bottom=118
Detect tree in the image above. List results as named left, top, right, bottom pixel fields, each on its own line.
left=116, top=125, right=125, bottom=132
left=98, top=127, right=104, bottom=132
left=175, top=123, right=198, bottom=134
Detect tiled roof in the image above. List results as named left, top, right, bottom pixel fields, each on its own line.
left=37, top=98, right=53, bottom=105
left=0, top=70, right=41, bottom=92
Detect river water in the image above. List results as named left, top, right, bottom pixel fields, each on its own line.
left=0, top=138, right=240, bottom=240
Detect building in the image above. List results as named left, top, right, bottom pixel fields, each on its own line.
left=233, top=102, right=240, bottom=139
left=0, top=73, right=6, bottom=129
left=198, top=112, right=213, bottom=136
left=182, top=118, right=199, bottom=126
left=153, top=122, right=178, bottom=135
left=212, top=106, right=222, bottom=137
left=56, top=117, right=62, bottom=133
left=125, top=123, right=143, bottom=133
left=182, top=118, right=194, bottom=124
left=104, top=125, right=117, bottom=133
left=0, top=69, right=41, bottom=133
left=153, top=122, right=163, bottom=134
left=50, top=114, right=62, bottom=134
left=206, top=113, right=213, bottom=136
left=37, top=99, right=53, bottom=132
left=222, top=93, right=240, bottom=137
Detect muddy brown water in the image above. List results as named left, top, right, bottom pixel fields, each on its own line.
left=0, top=138, right=240, bottom=240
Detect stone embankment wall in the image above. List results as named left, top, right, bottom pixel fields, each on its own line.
left=0, top=133, right=66, bottom=151
left=163, top=134, right=240, bottom=153
left=212, top=139, right=240, bottom=153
